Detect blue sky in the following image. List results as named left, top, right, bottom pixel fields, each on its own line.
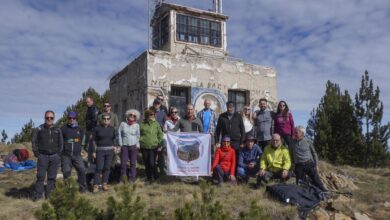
left=1, top=0, right=389, bottom=141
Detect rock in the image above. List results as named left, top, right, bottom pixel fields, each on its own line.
left=384, top=201, right=390, bottom=208
left=334, top=212, right=352, bottom=220
left=331, top=195, right=352, bottom=213
left=354, top=212, right=372, bottom=220
left=313, top=207, right=329, bottom=220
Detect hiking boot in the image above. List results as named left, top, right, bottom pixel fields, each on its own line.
left=102, top=183, right=109, bottom=191
left=92, top=185, right=99, bottom=193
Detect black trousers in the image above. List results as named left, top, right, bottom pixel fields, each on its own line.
left=257, top=170, right=291, bottom=185
left=95, top=150, right=114, bottom=185
left=61, top=155, right=87, bottom=191
left=295, top=161, right=326, bottom=191
left=141, top=148, right=159, bottom=181
left=35, top=153, right=60, bottom=199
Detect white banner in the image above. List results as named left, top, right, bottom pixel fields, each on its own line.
left=166, top=132, right=211, bottom=176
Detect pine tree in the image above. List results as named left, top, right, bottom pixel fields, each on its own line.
left=56, top=88, right=110, bottom=129
left=307, top=81, right=364, bottom=165
left=355, top=70, right=390, bottom=167
left=11, top=119, right=35, bottom=143
left=1, top=129, right=8, bottom=143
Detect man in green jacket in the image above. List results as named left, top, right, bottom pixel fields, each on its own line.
left=140, top=109, right=164, bottom=184
left=256, top=133, right=291, bottom=188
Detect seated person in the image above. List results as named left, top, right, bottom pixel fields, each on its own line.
left=292, top=126, right=326, bottom=191
left=236, top=135, right=263, bottom=183
left=211, top=136, right=236, bottom=185
left=257, top=133, right=291, bottom=187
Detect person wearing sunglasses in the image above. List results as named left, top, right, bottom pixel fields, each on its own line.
left=99, top=100, right=119, bottom=129
left=156, top=95, right=169, bottom=115
left=163, top=107, right=180, bottom=132
left=118, top=109, right=141, bottom=183
left=32, top=110, right=63, bottom=200
left=60, top=111, right=87, bottom=193
left=274, top=100, right=295, bottom=149
left=91, top=113, right=118, bottom=192
left=140, top=109, right=164, bottom=184
left=211, top=136, right=237, bottom=186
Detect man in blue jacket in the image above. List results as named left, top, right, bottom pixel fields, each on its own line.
left=236, top=135, right=263, bottom=183
left=61, top=111, right=87, bottom=193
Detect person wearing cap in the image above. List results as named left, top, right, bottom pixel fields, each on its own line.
left=91, top=113, right=118, bottom=192
left=98, top=100, right=119, bottom=129
left=236, top=135, right=263, bottom=183
left=215, top=101, right=245, bottom=152
left=32, top=110, right=63, bottom=200
left=140, top=109, right=164, bottom=184
left=156, top=95, right=169, bottom=115
left=211, top=136, right=237, bottom=186
left=150, top=98, right=167, bottom=129
left=118, top=109, right=141, bottom=183
left=257, top=133, right=291, bottom=188
left=60, top=111, right=87, bottom=193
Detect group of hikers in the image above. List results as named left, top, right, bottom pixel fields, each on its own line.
left=31, top=95, right=326, bottom=201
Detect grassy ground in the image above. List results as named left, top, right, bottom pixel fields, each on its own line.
left=1, top=143, right=389, bottom=219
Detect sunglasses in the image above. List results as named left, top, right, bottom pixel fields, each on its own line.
left=67, top=117, right=76, bottom=120
left=103, top=117, right=111, bottom=120
left=45, top=117, right=54, bottom=120
left=222, top=141, right=230, bottom=143
left=171, top=111, right=178, bottom=114
left=128, top=114, right=136, bottom=118
left=104, top=105, right=111, bottom=107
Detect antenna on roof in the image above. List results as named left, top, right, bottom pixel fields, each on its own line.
left=213, top=0, right=223, bottom=13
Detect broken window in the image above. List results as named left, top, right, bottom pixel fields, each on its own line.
left=176, top=14, right=221, bottom=47
left=152, top=15, right=169, bottom=50
left=228, top=90, right=248, bottom=113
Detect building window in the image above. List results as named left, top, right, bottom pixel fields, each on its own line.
left=228, top=90, right=248, bottom=113
left=176, top=14, right=221, bottom=47
left=152, top=15, right=169, bottom=50
left=170, top=86, right=190, bottom=117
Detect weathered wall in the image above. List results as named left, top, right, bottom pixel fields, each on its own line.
left=147, top=50, right=277, bottom=114
left=109, top=52, right=147, bottom=122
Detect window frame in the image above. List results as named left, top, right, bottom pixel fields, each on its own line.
left=175, top=13, right=222, bottom=48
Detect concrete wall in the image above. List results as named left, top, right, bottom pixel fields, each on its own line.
left=109, top=52, right=148, bottom=122
left=146, top=50, right=277, bottom=114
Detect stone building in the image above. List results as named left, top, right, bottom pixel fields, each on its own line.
left=110, top=2, right=277, bottom=121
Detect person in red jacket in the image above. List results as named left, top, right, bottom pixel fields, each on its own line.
left=211, top=136, right=237, bottom=186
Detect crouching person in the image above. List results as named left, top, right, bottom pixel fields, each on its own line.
left=292, top=126, right=326, bottom=191
left=236, top=135, right=262, bottom=183
left=61, top=111, right=87, bottom=193
left=211, top=136, right=237, bottom=186
left=32, top=110, right=63, bottom=200
left=92, top=113, right=118, bottom=192
left=256, top=133, right=291, bottom=188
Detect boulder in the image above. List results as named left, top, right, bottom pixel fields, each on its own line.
left=353, top=212, right=372, bottom=220
left=334, top=212, right=352, bottom=220
left=313, top=207, right=329, bottom=220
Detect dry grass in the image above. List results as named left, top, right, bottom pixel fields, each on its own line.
left=1, top=143, right=389, bottom=219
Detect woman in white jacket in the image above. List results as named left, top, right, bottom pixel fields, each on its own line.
left=118, top=109, right=140, bottom=183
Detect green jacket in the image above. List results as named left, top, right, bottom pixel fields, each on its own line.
left=140, top=120, right=163, bottom=149
left=260, top=144, right=291, bottom=173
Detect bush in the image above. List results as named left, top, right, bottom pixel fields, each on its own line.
left=34, top=178, right=98, bottom=220
left=174, top=181, right=231, bottom=220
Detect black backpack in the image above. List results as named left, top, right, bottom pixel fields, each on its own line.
left=266, top=183, right=325, bottom=219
